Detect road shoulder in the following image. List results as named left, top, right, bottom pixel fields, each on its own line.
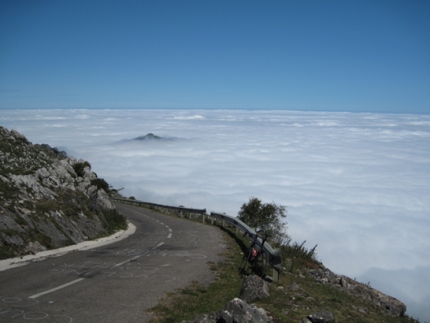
left=0, top=221, right=136, bottom=272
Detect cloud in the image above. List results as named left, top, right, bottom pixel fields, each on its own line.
left=172, top=114, right=206, bottom=120
left=75, top=114, right=90, bottom=119
left=1, top=109, right=429, bottom=321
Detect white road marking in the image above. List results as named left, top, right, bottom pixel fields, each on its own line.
left=112, top=255, right=140, bottom=268
left=167, top=233, right=172, bottom=239
left=155, top=242, right=164, bottom=249
left=168, top=228, right=172, bottom=232
left=29, top=278, right=85, bottom=299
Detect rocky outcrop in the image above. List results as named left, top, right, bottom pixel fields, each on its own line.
left=182, top=298, right=272, bottom=323
left=218, top=298, right=272, bottom=323
left=0, top=126, right=120, bottom=258
left=307, top=264, right=406, bottom=317
left=240, top=275, right=270, bottom=303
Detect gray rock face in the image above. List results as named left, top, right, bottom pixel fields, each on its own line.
left=240, top=275, right=270, bottom=303
left=0, top=126, right=118, bottom=257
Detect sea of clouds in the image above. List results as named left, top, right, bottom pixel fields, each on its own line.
left=1, top=109, right=429, bottom=321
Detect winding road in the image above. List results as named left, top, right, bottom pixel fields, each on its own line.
left=0, top=203, right=226, bottom=323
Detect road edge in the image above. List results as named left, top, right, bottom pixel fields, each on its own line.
left=0, top=221, right=136, bottom=272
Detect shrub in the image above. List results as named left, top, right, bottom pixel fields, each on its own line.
left=280, top=239, right=319, bottom=269
left=91, top=178, right=110, bottom=192
left=72, top=161, right=91, bottom=177
left=101, top=209, right=127, bottom=233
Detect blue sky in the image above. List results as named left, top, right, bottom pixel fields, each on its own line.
left=1, top=0, right=429, bottom=113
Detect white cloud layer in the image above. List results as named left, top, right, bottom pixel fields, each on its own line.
left=1, top=109, right=429, bottom=321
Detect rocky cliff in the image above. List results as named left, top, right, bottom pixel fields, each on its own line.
left=0, top=126, right=126, bottom=259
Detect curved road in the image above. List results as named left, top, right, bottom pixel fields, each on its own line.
left=0, top=203, right=226, bottom=323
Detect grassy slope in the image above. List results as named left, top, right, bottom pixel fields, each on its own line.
left=131, top=204, right=422, bottom=323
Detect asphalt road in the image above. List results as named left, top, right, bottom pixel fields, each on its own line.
left=0, top=203, right=226, bottom=323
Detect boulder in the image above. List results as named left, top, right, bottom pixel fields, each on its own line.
left=218, top=298, right=272, bottom=323
left=240, top=275, right=270, bottom=303
left=306, top=310, right=334, bottom=323
left=182, top=298, right=272, bottom=323
left=289, top=281, right=300, bottom=291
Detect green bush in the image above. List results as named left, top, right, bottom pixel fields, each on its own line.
left=91, top=178, right=110, bottom=192
left=72, top=161, right=91, bottom=177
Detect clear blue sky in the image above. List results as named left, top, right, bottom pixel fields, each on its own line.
left=1, top=0, right=429, bottom=113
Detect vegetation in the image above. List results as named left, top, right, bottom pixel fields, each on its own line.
left=72, top=161, right=91, bottom=177
left=35, top=144, right=67, bottom=159
left=91, top=178, right=110, bottom=192
left=100, top=208, right=127, bottom=234
left=238, top=197, right=289, bottom=246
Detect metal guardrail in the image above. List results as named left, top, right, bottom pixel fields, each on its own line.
left=110, top=197, right=206, bottom=214
left=111, top=197, right=282, bottom=280
left=210, top=212, right=282, bottom=279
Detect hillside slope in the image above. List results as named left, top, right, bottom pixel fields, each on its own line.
left=0, top=126, right=126, bottom=259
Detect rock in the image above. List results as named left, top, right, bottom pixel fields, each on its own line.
left=307, top=310, right=334, bottom=323
left=340, top=277, right=348, bottom=288
left=240, top=275, right=270, bottom=303
left=0, top=126, right=120, bottom=257
left=0, top=232, right=24, bottom=246
left=218, top=298, right=272, bottom=323
left=299, top=319, right=312, bottom=323
left=183, top=298, right=272, bottom=323
left=26, top=241, right=47, bottom=253
left=289, top=281, right=300, bottom=290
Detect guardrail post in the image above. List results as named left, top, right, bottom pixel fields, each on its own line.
left=272, top=269, right=279, bottom=282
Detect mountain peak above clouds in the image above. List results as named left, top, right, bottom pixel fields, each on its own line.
left=134, top=133, right=162, bottom=141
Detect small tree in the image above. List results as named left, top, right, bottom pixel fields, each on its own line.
left=237, top=197, right=289, bottom=246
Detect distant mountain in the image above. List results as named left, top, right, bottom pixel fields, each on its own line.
left=134, top=133, right=162, bottom=141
